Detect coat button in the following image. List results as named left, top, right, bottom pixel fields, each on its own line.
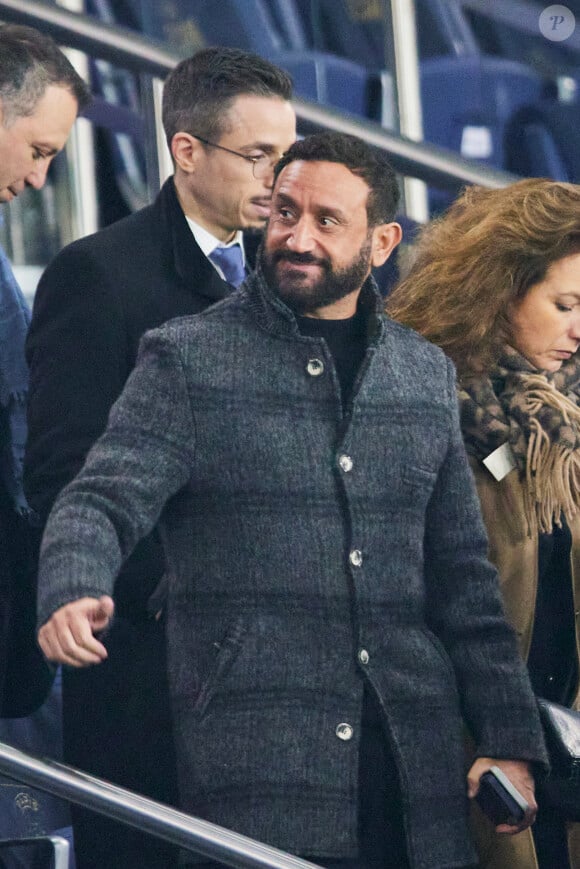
left=358, top=649, right=370, bottom=665
left=306, top=358, right=324, bottom=377
left=339, top=454, right=353, bottom=473
left=349, top=549, right=363, bottom=567
left=335, top=723, right=354, bottom=741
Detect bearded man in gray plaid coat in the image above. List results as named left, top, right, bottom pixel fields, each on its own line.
left=36, top=132, right=548, bottom=869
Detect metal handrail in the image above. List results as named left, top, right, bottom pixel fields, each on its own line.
left=0, top=0, right=520, bottom=192
left=0, top=741, right=321, bottom=869
left=293, top=99, right=518, bottom=191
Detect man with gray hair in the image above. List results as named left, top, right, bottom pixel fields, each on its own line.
left=0, top=23, right=89, bottom=202
left=0, top=23, right=88, bottom=715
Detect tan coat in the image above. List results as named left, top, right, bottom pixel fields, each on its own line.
left=469, top=457, right=580, bottom=869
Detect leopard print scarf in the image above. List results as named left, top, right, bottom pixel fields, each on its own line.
left=458, top=346, right=580, bottom=533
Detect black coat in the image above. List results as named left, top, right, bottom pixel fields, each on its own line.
left=25, top=176, right=256, bottom=613
left=25, top=176, right=254, bottom=868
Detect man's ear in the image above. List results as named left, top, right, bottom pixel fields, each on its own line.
left=370, top=222, right=403, bottom=267
left=171, top=132, right=203, bottom=173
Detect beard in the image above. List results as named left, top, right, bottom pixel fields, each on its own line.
left=260, top=236, right=373, bottom=315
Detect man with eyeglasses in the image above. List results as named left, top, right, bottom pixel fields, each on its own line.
left=24, top=47, right=296, bottom=869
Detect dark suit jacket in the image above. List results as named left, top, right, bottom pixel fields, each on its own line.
left=24, top=177, right=259, bottom=867
left=25, top=177, right=257, bottom=616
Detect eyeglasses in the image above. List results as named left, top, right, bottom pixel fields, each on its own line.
left=192, top=134, right=280, bottom=180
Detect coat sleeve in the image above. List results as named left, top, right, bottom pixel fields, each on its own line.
left=424, top=357, right=549, bottom=770
left=24, top=242, right=129, bottom=522
left=36, top=327, right=195, bottom=628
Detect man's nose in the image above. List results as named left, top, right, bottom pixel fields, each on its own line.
left=262, top=162, right=276, bottom=189
left=286, top=218, right=315, bottom=252
left=26, top=159, right=51, bottom=191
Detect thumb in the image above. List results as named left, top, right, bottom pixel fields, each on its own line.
left=467, top=758, right=491, bottom=799
left=467, top=777, right=479, bottom=799
left=88, top=595, right=115, bottom=630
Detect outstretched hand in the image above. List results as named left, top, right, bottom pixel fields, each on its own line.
left=38, top=595, right=115, bottom=667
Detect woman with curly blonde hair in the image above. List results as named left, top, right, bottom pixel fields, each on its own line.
left=388, top=178, right=580, bottom=869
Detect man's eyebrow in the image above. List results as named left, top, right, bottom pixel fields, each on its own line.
left=274, top=190, right=348, bottom=220
left=242, top=142, right=280, bottom=154
left=273, top=191, right=298, bottom=207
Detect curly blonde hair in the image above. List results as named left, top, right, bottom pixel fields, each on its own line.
left=387, top=178, right=580, bottom=377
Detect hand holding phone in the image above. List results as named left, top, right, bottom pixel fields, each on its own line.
left=475, top=765, right=529, bottom=826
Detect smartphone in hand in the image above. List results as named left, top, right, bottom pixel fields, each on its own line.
left=475, top=765, right=529, bottom=826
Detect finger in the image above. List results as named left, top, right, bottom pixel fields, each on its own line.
left=68, top=613, right=110, bottom=656
left=56, top=601, right=112, bottom=654
left=495, top=804, right=537, bottom=836
left=37, top=624, right=57, bottom=661
left=42, top=632, right=103, bottom=667
left=466, top=766, right=491, bottom=798
left=89, top=596, right=115, bottom=632
left=59, top=623, right=108, bottom=664
left=466, top=778, right=479, bottom=799
left=495, top=823, right=520, bottom=835
left=38, top=622, right=107, bottom=667
left=97, top=595, right=115, bottom=616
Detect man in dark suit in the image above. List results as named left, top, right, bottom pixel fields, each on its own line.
left=24, top=47, right=295, bottom=869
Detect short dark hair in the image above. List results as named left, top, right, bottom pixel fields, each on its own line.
left=0, top=24, right=90, bottom=125
left=274, top=132, right=400, bottom=226
left=162, top=46, right=293, bottom=148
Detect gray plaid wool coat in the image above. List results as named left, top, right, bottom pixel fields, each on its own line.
left=37, top=268, right=547, bottom=869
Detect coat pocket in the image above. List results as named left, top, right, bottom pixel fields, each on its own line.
left=400, top=465, right=438, bottom=512
left=192, top=616, right=247, bottom=719
left=419, top=626, right=456, bottom=685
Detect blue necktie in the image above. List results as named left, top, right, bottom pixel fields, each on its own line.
left=209, top=243, right=246, bottom=288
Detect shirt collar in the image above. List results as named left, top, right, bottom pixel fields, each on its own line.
left=185, top=216, right=246, bottom=266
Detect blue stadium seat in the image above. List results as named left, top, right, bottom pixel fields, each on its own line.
left=265, top=50, right=385, bottom=121
left=420, top=55, right=548, bottom=210
left=171, top=0, right=290, bottom=55
left=292, top=0, right=387, bottom=69
left=420, top=55, right=547, bottom=168
left=505, top=99, right=580, bottom=182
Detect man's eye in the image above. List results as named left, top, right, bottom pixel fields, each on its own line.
left=320, top=217, right=337, bottom=227
left=32, top=149, right=48, bottom=161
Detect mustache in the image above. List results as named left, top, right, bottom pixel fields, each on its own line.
left=271, top=250, right=330, bottom=268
